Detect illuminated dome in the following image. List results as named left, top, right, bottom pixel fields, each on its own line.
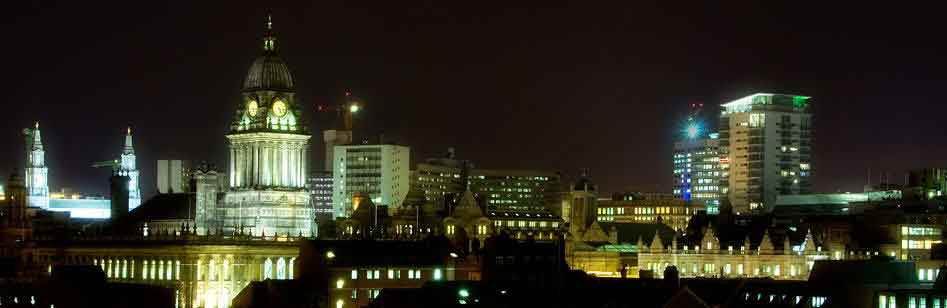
left=242, top=54, right=294, bottom=91
left=241, top=15, right=294, bottom=92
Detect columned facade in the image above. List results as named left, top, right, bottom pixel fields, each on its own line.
left=30, top=237, right=299, bottom=308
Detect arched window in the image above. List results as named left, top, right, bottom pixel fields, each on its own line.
left=277, top=257, right=287, bottom=280
left=264, top=258, right=273, bottom=279
left=289, top=257, right=295, bottom=279
left=166, top=260, right=172, bottom=280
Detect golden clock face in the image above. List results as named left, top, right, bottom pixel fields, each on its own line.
left=272, top=99, right=287, bottom=117
left=247, top=100, right=258, bottom=116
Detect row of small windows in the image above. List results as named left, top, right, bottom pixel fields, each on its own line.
left=903, top=226, right=942, bottom=236
left=491, top=220, right=559, bottom=228
left=902, top=239, right=943, bottom=250
left=648, top=262, right=808, bottom=277
left=880, top=295, right=947, bottom=308
left=348, top=268, right=433, bottom=281
left=597, top=207, right=693, bottom=216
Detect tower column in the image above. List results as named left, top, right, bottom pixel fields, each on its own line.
left=294, top=144, right=299, bottom=187
left=299, top=145, right=305, bottom=188
left=262, top=143, right=269, bottom=186
left=255, top=143, right=261, bottom=186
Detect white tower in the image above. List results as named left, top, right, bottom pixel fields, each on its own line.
left=24, top=122, right=49, bottom=209
left=219, top=14, right=313, bottom=237
left=119, top=126, right=142, bottom=211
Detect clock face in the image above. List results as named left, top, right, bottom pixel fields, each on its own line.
left=272, top=99, right=288, bottom=117
left=247, top=100, right=258, bottom=116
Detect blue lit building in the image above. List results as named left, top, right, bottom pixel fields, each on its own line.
left=672, top=115, right=722, bottom=214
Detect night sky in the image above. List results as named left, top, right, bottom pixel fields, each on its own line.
left=2, top=2, right=946, bottom=199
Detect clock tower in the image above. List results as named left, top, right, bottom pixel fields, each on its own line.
left=214, top=15, right=313, bottom=237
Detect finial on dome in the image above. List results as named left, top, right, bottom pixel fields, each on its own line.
left=262, top=13, right=276, bottom=52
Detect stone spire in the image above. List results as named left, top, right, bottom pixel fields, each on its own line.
left=23, top=122, right=49, bottom=209
left=31, top=122, right=42, bottom=151
left=783, top=232, right=791, bottom=254
left=803, top=229, right=817, bottom=252
left=123, top=126, right=134, bottom=155
left=650, top=230, right=664, bottom=252
left=759, top=229, right=775, bottom=254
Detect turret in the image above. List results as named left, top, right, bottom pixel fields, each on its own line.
left=650, top=230, right=664, bottom=252
left=759, top=229, right=775, bottom=254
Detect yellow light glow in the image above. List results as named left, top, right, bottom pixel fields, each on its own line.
left=336, top=279, right=344, bottom=289
left=336, top=299, right=344, bottom=308
left=349, top=104, right=360, bottom=113
left=326, top=251, right=336, bottom=259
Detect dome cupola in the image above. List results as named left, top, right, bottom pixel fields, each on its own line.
left=242, top=14, right=294, bottom=92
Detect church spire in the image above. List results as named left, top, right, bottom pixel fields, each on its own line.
left=262, top=13, right=276, bottom=52
left=31, top=121, right=43, bottom=150
left=123, top=125, right=134, bottom=154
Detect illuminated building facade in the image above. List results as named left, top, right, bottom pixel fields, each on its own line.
left=672, top=129, right=721, bottom=214
left=288, top=239, right=474, bottom=308
left=469, top=169, right=560, bottom=212
left=29, top=236, right=300, bottom=308
left=218, top=16, right=313, bottom=237
left=48, top=197, right=111, bottom=219
left=595, top=195, right=704, bottom=231
left=119, top=127, right=143, bottom=211
left=332, top=144, right=410, bottom=217
left=309, top=171, right=334, bottom=224
left=23, top=122, right=49, bottom=209
left=413, top=149, right=470, bottom=207
left=887, top=224, right=943, bottom=261
left=638, top=227, right=829, bottom=280
left=719, top=93, right=813, bottom=213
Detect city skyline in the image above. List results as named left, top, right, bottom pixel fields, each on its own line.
left=3, top=3, right=947, bottom=198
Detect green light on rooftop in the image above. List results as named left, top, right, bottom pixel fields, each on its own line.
left=792, top=96, right=809, bottom=108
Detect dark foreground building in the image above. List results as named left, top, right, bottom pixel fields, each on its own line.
left=0, top=264, right=173, bottom=308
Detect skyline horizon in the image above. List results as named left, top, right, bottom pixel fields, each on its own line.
left=3, top=3, right=946, bottom=199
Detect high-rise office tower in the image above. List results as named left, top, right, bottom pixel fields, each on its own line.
left=23, top=122, right=49, bottom=209
left=332, top=144, right=410, bottom=217
left=719, top=93, right=813, bottom=213
left=672, top=104, right=722, bottom=214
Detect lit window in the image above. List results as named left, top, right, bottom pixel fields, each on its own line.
left=277, top=258, right=286, bottom=280
left=351, top=269, right=358, bottom=280
left=433, top=268, right=442, bottom=280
